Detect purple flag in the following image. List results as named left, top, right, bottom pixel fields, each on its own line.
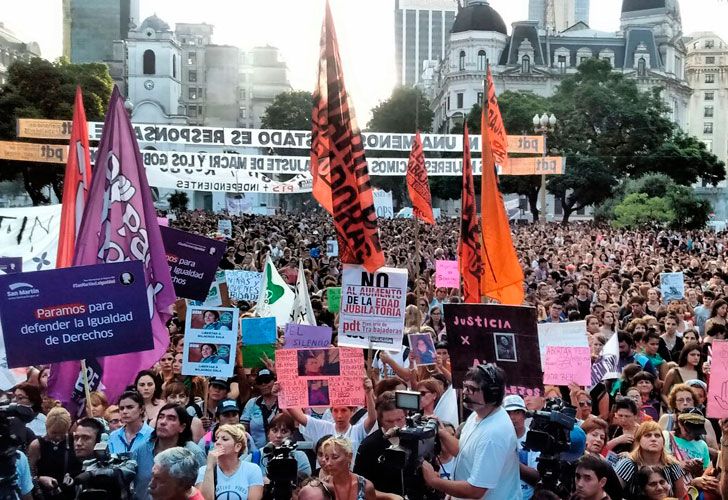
left=48, top=86, right=175, bottom=410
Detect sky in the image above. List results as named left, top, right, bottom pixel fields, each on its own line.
left=3, top=0, right=728, bottom=123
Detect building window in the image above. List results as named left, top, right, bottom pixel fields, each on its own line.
left=459, top=51, right=465, bottom=71
left=447, top=95, right=450, bottom=111
left=143, top=49, right=155, bottom=75
left=706, top=40, right=715, bottom=48
left=705, top=106, right=714, bottom=118
left=456, top=92, right=463, bottom=109
left=705, top=73, right=715, bottom=83
left=477, top=50, right=487, bottom=71
left=240, top=107, right=247, bottom=119
left=558, top=55, right=567, bottom=74
left=706, top=56, right=715, bottom=64
left=704, top=122, right=714, bottom=134
left=522, top=55, right=530, bottom=73
left=703, top=140, right=713, bottom=152
left=637, top=57, right=646, bottom=76
left=188, top=52, right=196, bottom=65
left=580, top=56, right=589, bottom=64
left=189, top=88, right=197, bottom=100
left=172, top=55, right=176, bottom=78
left=189, top=70, right=197, bottom=82
left=477, top=92, right=483, bottom=105
left=188, top=106, right=197, bottom=118
left=705, top=92, right=714, bottom=101
left=240, top=88, right=246, bottom=100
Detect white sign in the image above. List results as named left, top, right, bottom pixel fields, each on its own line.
left=225, top=270, right=262, bottom=301
left=217, top=220, right=232, bottom=238
left=338, top=264, right=408, bottom=351
left=225, top=194, right=246, bottom=215
left=326, top=239, right=339, bottom=257
left=660, top=272, right=685, bottom=302
left=373, top=190, right=394, bottom=219
left=0, top=205, right=61, bottom=272
left=537, top=321, right=588, bottom=366
left=182, top=305, right=238, bottom=378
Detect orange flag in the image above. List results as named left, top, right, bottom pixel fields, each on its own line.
left=310, top=1, right=384, bottom=273
left=485, top=66, right=509, bottom=171
left=406, top=131, right=435, bottom=224
left=480, top=77, right=525, bottom=305
left=458, top=124, right=482, bottom=303
left=56, top=86, right=92, bottom=268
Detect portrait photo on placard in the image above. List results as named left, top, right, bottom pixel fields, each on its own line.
left=409, top=333, right=437, bottom=365
left=187, top=343, right=231, bottom=365
left=189, top=307, right=234, bottom=331
left=307, top=380, right=330, bottom=406
left=297, top=348, right=341, bottom=377
left=494, top=333, right=517, bottom=362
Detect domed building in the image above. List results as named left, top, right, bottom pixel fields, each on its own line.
left=424, top=0, right=691, bottom=134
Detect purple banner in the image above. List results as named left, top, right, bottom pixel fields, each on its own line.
left=0, top=257, right=22, bottom=274
left=0, top=261, right=152, bottom=368
left=160, top=226, right=226, bottom=301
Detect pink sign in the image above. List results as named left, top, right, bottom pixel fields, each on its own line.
left=275, top=347, right=364, bottom=408
left=543, top=346, right=591, bottom=387
left=436, top=260, right=460, bottom=288
left=708, top=341, right=728, bottom=419
left=157, top=217, right=169, bottom=227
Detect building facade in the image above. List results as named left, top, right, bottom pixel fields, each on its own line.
left=206, top=45, right=241, bottom=128
left=528, top=0, right=590, bottom=31
left=395, top=0, right=457, bottom=86
left=0, top=23, right=40, bottom=87
left=175, top=23, right=214, bottom=126
left=239, top=46, right=292, bottom=128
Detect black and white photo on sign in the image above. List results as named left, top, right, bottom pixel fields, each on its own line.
left=494, top=332, right=517, bottom=362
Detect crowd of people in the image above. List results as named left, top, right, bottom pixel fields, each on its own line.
left=5, top=210, right=728, bottom=499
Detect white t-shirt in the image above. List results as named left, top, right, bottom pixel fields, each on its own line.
left=302, top=415, right=369, bottom=457
left=517, top=432, right=540, bottom=500
left=372, top=349, right=410, bottom=380
left=196, top=461, right=264, bottom=499
left=451, top=407, right=522, bottom=500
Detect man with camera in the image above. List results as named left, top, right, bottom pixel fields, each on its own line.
left=421, top=364, right=521, bottom=499
left=504, top=395, right=540, bottom=500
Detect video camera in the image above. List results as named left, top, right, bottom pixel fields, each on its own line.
left=262, top=439, right=298, bottom=500
left=381, top=391, right=440, bottom=473
left=0, top=403, right=34, bottom=500
left=74, top=441, right=137, bottom=500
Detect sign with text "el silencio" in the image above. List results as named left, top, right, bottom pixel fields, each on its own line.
left=0, top=261, right=153, bottom=367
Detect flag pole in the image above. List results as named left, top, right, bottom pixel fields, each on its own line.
left=80, top=359, right=93, bottom=418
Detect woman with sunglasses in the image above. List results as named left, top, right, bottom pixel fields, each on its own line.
left=569, top=386, right=593, bottom=421
left=415, top=379, right=444, bottom=418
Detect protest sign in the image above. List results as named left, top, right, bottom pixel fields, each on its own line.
left=0, top=261, right=152, bottom=367
left=284, top=324, right=332, bottom=349
left=160, top=226, right=227, bottom=301
left=327, top=287, right=342, bottom=313
left=182, top=305, right=237, bottom=378
left=443, top=303, right=542, bottom=397
left=591, top=332, right=620, bottom=387
left=326, top=239, right=339, bottom=257
left=225, top=270, right=262, bottom=301
left=660, top=272, right=685, bottom=302
left=543, top=346, right=592, bottom=386
left=217, top=220, right=232, bottom=238
left=435, top=260, right=459, bottom=289
left=0, top=258, right=22, bottom=274
left=372, top=190, right=394, bottom=218
left=708, top=340, right=728, bottom=419
left=0, top=205, right=61, bottom=272
left=275, top=347, right=364, bottom=408
left=537, top=321, right=588, bottom=366
left=241, top=317, right=277, bottom=369
left=409, top=333, right=437, bottom=366
left=157, top=217, right=169, bottom=227
left=338, top=265, right=408, bottom=351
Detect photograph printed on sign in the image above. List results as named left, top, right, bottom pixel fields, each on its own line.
left=187, top=343, right=231, bottom=365
left=307, top=379, right=330, bottom=406
left=181, top=305, right=238, bottom=378
left=494, top=333, right=518, bottom=362
left=297, top=348, right=340, bottom=377
left=409, top=333, right=436, bottom=366
left=189, top=308, right=233, bottom=331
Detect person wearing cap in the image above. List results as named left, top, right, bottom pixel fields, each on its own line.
left=241, top=369, right=280, bottom=450
left=665, top=409, right=712, bottom=474
left=199, top=398, right=256, bottom=455
left=201, top=378, right=230, bottom=431
left=504, top=395, right=539, bottom=500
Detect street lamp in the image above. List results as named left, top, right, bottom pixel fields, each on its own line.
left=533, top=113, right=557, bottom=223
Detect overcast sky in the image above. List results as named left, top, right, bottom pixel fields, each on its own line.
left=4, top=0, right=728, bottom=123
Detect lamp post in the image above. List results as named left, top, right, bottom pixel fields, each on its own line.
left=532, top=113, right=557, bottom=223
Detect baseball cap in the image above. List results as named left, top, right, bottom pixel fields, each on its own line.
left=503, top=395, right=526, bottom=412
left=209, top=378, right=230, bottom=391
left=217, top=399, right=240, bottom=415
left=256, top=369, right=275, bottom=384
left=561, top=425, right=587, bottom=462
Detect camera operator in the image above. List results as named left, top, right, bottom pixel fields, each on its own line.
left=248, top=413, right=311, bottom=477
left=421, top=364, right=521, bottom=499
left=73, top=417, right=105, bottom=461
left=0, top=403, right=36, bottom=499
left=148, top=447, right=204, bottom=500
left=503, top=395, right=540, bottom=500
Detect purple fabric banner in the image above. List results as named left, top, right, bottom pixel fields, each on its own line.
left=48, top=86, right=175, bottom=410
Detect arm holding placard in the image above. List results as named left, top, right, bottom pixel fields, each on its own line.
left=378, top=350, right=412, bottom=382
left=362, top=377, right=376, bottom=433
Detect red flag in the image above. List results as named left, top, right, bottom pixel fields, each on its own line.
left=310, top=1, right=384, bottom=273
left=480, top=79, right=525, bottom=305
left=56, top=86, right=92, bottom=268
left=458, top=124, right=482, bottom=303
left=406, top=131, right=435, bottom=224
left=486, top=66, right=509, bottom=170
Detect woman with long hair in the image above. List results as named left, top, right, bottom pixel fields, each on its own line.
left=157, top=349, right=176, bottom=385
left=600, top=309, right=618, bottom=339
left=704, top=298, right=728, bottom=334
left=319, top=436, right=376, bottom=500
left=424, top=305, right=446, bottom=340
left=416, top=378, right=444, bottom=418
left=632, top=465, right=673, bottom=500
left=135, top=370, right=165, bottom=424
left=661, top=342, right=704, bottom=407
left=403, top=304, right=423, bottom=335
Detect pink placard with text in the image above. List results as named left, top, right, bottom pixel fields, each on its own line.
left=543, top=346, right=591, bottom=387
left=708, top=341, right=728, bottom=419
left=435, top=260, right=460, bottom=288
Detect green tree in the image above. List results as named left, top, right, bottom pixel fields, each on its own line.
left=168, top=191, right=189, bottom=213
left=665, top=184, right=711, bottom=229
left=260, top=90, right=313, bottom=130
left=0, top=57, right=113, bottom=205
left=548, top=154, right=618, bottom=223
left=613, top=193, right=673, bottom=228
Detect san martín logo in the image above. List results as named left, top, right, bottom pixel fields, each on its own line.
left=6, top=282, right=40, bottom=300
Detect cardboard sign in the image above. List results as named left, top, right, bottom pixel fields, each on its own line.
left=225, top=270, right=262, bottom=301
left=217, top=220, right=232, bottom=238
left=543, top=346, right=592, bottom=386
left=409, top=333, right=437, bottom=366
left=160, top=226, right=226, bottom=301
left=284, top=324, right=332, bottom=349
left=0, top=258, right=22, bottom=274
left=537, top=321, right=588, bottom=366
left=241, top=317, right=277, bottom=369
left=326, top=239, right=339, bottom=257
left=327, top=287, right=342, bottom=313
left=338, top=265, right=408, bottom=351
left=708, top=341, right=728, bottom=419
left=443, top=303, right=542, bottom=397
left=660, top=272, right=685, bottom=302
left=435, top=260, right=459, bottom=289
left=275, top=347, right=364, bottom=408
left=182, top=305, right=238, bottom=378
left=0, top=261, right=152, bottom=367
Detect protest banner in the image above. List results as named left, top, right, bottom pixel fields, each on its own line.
left=182, top=305, right=237, bottom=378
left=0, top=261, right=152, bottom=367
left=241, top=317, right=277, bottom=369
left=338, top=265, right=408, bottom=351
left=0, top=205, right=61, bottom=272
left=274, top=347, right=364, bottom=408
left=372, top=190, right=394, bottom=218
left=537, top=321, right=588, bottom=366
left=284, top=324, right=332, bottom=349
left=225, top=270, right=262, bottom=301
left=217, top=220, right=232, bottom=238
left=326, top=239, right=339, bottom=257
left=160, top=226, right=227, bottom=301
left=543, top=346, right=592, bottom=387
left=409, top=333, right=437, bottom=366
left=435, top=260, right=459, bottom=289
left=660, top=272, right=685, bottom=302
left=327, top=287, right=342, bottom=313
left=0, top=258, right=22, bottom=274
left=443, top=303, right=542, bottom=397
left=708, top=341, right=728, bottom=418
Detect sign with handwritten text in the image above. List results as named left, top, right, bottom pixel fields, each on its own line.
left=537, top=321, right=588, bottom=366
left=435, top=260, right=459, bottom=289
left=707, top=340, right=728, bottom=419
left=543, top=346, right=591, bottom=386
left=225, top=270, right=262, bottom=301
left=284, top=324, right=332, bottom=349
